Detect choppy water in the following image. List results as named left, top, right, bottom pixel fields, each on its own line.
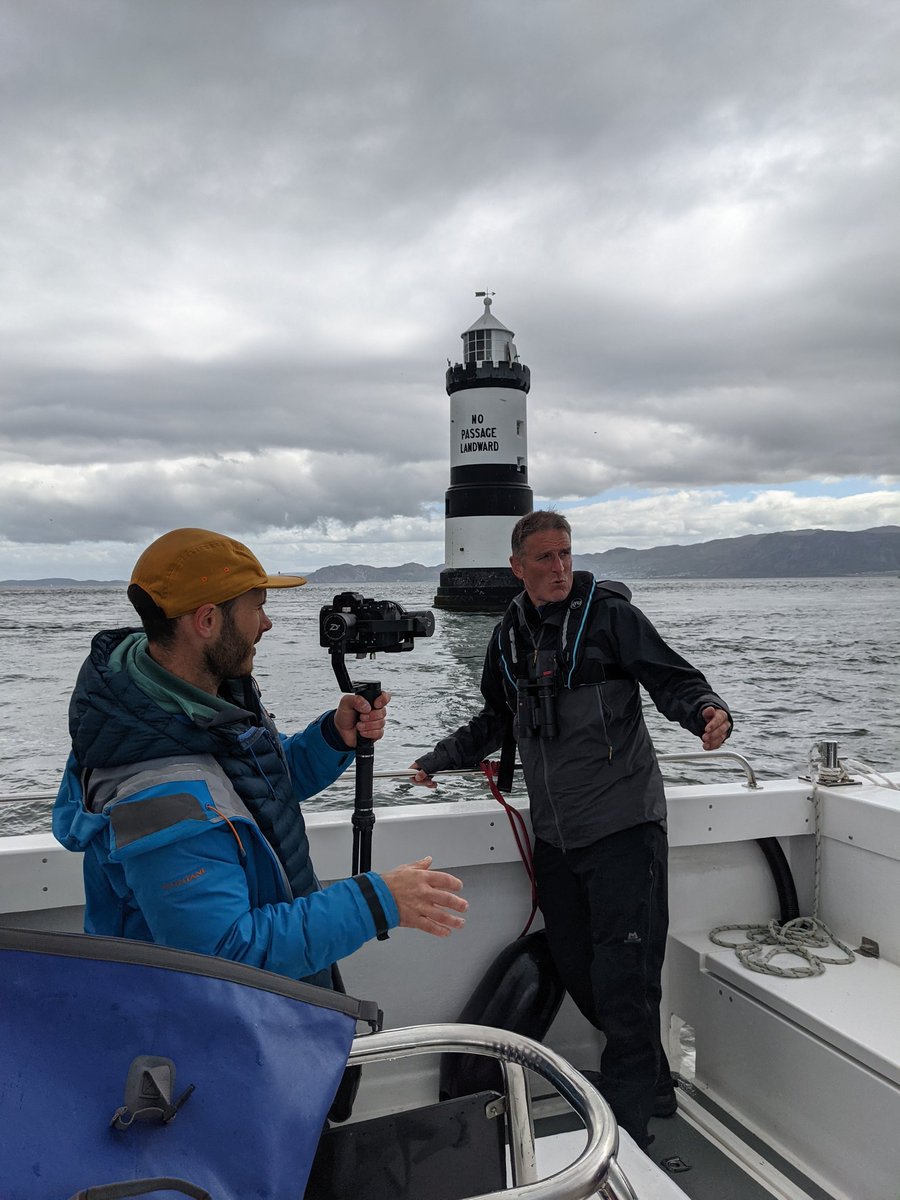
left=2, top=577, right=899, bottom=836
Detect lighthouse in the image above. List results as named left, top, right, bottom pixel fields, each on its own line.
left=433, top=294, right=533, bottom=612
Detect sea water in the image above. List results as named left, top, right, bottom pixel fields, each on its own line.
left=2, top=576, right=898, bottom=836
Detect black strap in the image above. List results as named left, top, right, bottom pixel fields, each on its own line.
left=497, top=714, right=516, bottom=793
left=353, top=873, right=390, bottom=937
left=69, top=1178, right=211, bottom=1200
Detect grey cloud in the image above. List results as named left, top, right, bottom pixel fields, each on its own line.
left=0, top=357, right=445, bottom=464
left=0, top=445, right=443, bottom=545
left=1, top=0, right=898, bottom=566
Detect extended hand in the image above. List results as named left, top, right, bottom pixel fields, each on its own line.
left=701, top=705, right=731, bottom=750
left=408, top=761, right=437, bottom=789
left=382, top=856, right=467, bottom=937
left=335, top=690, right=391, bottom=749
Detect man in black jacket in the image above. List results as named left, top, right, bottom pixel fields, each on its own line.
left=411, top=510, right=732, bottom=1150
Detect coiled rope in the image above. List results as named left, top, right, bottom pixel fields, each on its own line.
left=709, top=772, right=859, bottom=979
left=708, top=916, right=855, bottom=978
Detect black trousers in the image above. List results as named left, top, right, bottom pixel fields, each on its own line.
left=533, top=822, right=670, bottom=1148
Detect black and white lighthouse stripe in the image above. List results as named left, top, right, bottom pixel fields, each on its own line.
left=434, top=296, right=534, bottom=611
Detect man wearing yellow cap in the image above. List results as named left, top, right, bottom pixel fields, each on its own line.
left=53, top=528, right=466, bottom=988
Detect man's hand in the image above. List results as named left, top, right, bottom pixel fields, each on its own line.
left=334, top=690, right=391, bottom=749
left=408, top=761, right=438, bottom=789
left=700, top=706, right=731, bottom=750
left=382, top=856, right=467, bottom=937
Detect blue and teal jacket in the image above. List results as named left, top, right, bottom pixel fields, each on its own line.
left=53, top=628, right=398, bottom=984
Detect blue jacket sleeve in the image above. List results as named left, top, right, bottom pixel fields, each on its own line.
left=120, top=824, right=398, bottom=979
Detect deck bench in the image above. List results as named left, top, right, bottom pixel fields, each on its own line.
left=671, top=928, right=900, bottom=1089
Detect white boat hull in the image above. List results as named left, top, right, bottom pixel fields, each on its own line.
left=2, top=764, right=899, bottom=1198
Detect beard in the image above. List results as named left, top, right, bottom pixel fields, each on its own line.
left=202, top=605, right=255, bottom=681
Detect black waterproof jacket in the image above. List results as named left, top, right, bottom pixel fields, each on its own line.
left=417, top=574, right=731, bottom=850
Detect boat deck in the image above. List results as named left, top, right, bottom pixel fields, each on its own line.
left=538, top=1089, right=837, bottom=1200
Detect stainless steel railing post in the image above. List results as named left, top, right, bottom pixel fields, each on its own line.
left=347, top=1022, right=625, bottom=1200
left=501, top=1059, right=537, bottom=1186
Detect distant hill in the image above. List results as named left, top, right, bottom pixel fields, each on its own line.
left=303, top=561, right=441, bottom=584
left=573, top=525, right=900, bottom=579
left=3, top=526, right=899, bottom=587
left=0, top=577, right=126, bottom=588
left=303, top=525, right=900, bottom=581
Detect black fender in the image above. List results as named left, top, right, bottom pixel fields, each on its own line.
left=439, top=929, right=565, bottom=1100
left=756, top=837, right=800, bottom=924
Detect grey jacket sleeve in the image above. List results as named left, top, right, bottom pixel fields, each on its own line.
left=416, top=705, right=507, bottom=777
left=607, top=599, right=732, bottom=737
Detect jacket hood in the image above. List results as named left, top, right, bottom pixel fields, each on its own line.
left=595, top=577, right=632, bottom=602
left=56, top=629, right=255, bottom=853
left=68, top=628, right=249, bottom=771
left=54, top=627, right=221, bottom=852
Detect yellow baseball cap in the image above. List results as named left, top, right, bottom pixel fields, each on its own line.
left=130, top=527, right=307, bottom=617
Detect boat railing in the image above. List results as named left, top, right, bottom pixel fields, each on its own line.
left=0, top=749, right=759, bottom=808
left=0, top=789, right=58, bottom=804
left=657, top=750, right=760, bottom=789
left=368, top=748, right=762, bottom=790
left=348, top=1022, right=637, bottom=1200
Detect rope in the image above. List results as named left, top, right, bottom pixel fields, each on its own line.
left=708, top=916, right=855, bottom=979
left=709, top=781, right=856, bottom=978
left=479, top=761, right=539, bottom=938
left=840, top=758, right=900, bottom=791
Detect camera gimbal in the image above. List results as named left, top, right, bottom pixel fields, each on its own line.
left=319, top=592, right=435, bottom=897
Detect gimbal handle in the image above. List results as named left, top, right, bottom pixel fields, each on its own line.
left=330, top=652, right=388, bottom=940
left=349, top=679, right=380, bottom=879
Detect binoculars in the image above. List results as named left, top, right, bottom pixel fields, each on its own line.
left=517, top=671, right=558, bottom=739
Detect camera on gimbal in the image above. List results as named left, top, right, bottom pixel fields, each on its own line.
left=319, top=591, right=435, bottom=884
left=319, top=592, right=435, bottom=657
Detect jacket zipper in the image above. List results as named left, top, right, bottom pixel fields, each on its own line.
left=528, top=618, right=567, bottom=851
left=538, top=736, right=567, bottom=852
left=593, top=687, right=614, bottom=763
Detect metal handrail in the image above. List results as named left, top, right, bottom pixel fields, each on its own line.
left=0, top=790, right=58, bottom=804
left=348, top=1022, right=636, bottom=1200
left=0, top=749, right=759, bottom=807
left=657, top=750, right=760, bottom=789
left=368, top=749, right=761, bottom=790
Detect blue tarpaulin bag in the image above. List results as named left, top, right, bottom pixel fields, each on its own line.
left=0, top=928, right=380, bottom=1200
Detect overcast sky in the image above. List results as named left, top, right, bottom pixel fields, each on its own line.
left=1, top=0, right=898, bottom=578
